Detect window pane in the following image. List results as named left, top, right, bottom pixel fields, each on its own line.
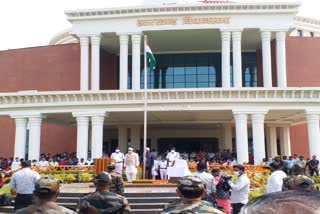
left=198, top=74, right=209, bottom=82
left=166, top=75, right=174, bottom=83
left=186, top=75, right=197, bottom=83
left=174, top=75, right=185, bottom=82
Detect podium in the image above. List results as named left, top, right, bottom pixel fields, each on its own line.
left=167, top=159, right=191, bottom=182
left=94, top=158, right=113, bottom=175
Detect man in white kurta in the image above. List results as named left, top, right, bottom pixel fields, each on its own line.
left=111, top=148, right=125, bottom=174
left=124, top=148, right=140, bottom=182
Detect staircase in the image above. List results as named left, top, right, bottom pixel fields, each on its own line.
left=0, top=187, right=178, bottom=214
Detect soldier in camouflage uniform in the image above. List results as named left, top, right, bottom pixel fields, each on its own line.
left=15, top=176, right=76, bottom=214
left=282, top=174, right=316, bottom=191
left=107, top=163, right=125, bottom=195
left=161, top=175, right=225, bottom=214
left=79, top=171, right=131, bottom=214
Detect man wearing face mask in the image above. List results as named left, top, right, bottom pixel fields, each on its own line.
left=166, top=147, right=180, bottom=167
left=124, top=148, right=140, bottom=183
left=111, top=148, right=125, bottom=174
left=227, top=165, right=250, bottom=214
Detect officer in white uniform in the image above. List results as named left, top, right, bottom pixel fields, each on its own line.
left=159, top=156, right=168, bottom=180
left=124, top=147, right=140, bottom=182
left=110, top=148, right=125, bottom=174
left=166, top=147, right=180, bottom=167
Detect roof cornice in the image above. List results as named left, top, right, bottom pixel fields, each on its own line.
left=65, top=2, right=301, bottom=22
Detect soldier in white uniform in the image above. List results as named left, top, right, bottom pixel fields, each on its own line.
left=124, top=147, right=140, bottom=182
left=166, top=147, right=180, bottom=167
left=159, top=156, right=168, bottom=180
left=110, top=148, right=125, bottom=174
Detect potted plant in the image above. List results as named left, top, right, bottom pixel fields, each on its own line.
left=65, top=174, right=76, bottom=184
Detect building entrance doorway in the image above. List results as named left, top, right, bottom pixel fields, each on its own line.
left=157, top=138, right=219, bottom=154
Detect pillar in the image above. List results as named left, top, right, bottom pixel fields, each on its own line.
left=233, top=112, right=249, bottom=164
left=91, top=112, right=106, bottom=159
left=223, top=124, right=233, bottom=151
left=119, top=34, right=129, bottom=90
left=131, top=34, right=141, bottom=90
left=91, top=35, right=101, bottom=91
left=252, top=113, right=266, bottom=165
left=276, top=31, right=287, bottom=87
left=28, top=114, right=43, bottom=161
left=280, top=126, right=291, bottom=156
left=73, top=113, right=89, bottom=160
left=306, top=113, right=320, bottom=159
left=80, top=37, right=89, bottom=91
left=261, top=31, right=272, bottom=88
left=12, top=116, right=27, bottom=159
left=232, top=31, right=242, bottom=88
left=221, top=31, right=231, bottom=88
left=267, top=126, right=278, bottom=158
left=130, top=126, right=141, bottom=151
left=118, top=126, right=128, bottom=153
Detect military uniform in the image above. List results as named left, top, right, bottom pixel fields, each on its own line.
left=15, top=202, right=76, bottom=214
left=79, top=191, right=131, bottom=214
left=166, top=151, right=180, bottom=167
left=111, top=151, right=125, bottom=174
left=79, top=172, right=131, bottom=214
left=161, top=175, right=224, bottom=214
left=161, top=199, right=224, bottom=214
left=110, top=171, right=125, bottom=195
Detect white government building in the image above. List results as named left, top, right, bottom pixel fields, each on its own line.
left=4, top=0, right=320, bottom=165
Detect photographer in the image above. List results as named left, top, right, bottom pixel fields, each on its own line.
left=212, top=168, right=231, bottom=214
left=227, top=165, right=250, bottom=214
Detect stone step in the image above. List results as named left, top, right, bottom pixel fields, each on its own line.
left=132, top=208, right=162, bottom=214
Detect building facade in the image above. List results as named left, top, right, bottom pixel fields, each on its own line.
left=1, top=1, right=320, bottom=165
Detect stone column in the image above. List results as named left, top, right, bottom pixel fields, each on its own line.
left=223, top=124, right=233, bottom=151
left=261, top=31, right=272, bottom=88
left=232, top=31, right=242, bottom=88
left=11, top=116, right=27, bottom=159
left=91, top=35, right=101, bottom=91
left=276, top=31, right=287, bottom=87
left=130, top=126, right=141, bottom=151
left=118, top=126, right=128, bottom=153
left=119, top=34, right=129, bottom=90
left=131, top=34, right=141, bottom=90
left=28, top=114, right=43, bottom=161
left=267, top=126, right=278, bottom=158
left=73, top=113, right=89, bottom=160
left=221, top=31, right=231, bottom=88
left=280, top=126, right=291, bottom=156
left=252, top=113, right=266, bottom=165
left=306, top=112, right=320, bottom=159
left=91, top=112, right=106, bottom=159
left=80, top=37, right=89, bottom=91
left=233, top=112, right=249, bottom=164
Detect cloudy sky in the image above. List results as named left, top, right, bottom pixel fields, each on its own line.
left=0, top=0, right=319, bottom=51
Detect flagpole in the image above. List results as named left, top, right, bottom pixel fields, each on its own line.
left=142, top=35, right=147, bottom=179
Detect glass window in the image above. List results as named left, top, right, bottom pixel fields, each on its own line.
left=137, top=52, right=256, bottom=89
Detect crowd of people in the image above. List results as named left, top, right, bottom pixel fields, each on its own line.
left=2, top=147, right=320, bottom=213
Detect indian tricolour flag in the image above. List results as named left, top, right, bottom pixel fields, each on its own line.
left=146, top=41, right=156, bottom=70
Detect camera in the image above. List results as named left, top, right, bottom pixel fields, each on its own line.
left=221, top=175, right=232, bottom=181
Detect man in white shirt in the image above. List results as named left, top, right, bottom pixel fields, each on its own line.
left=111, top=148, right=125, bottom=174
left=166, top=147, right=180, bottom=167
left=194, top=162, right=216, bottom=203
left=38, top=157, right=49, bottom=168
left=267, top=162, right=287, bottom=193
left=227, top=165, right=250, bottom=214
left=11, top=157, right=20, bottom=171
left=10, top=160, right=41, bottom=211
left=158, top=156, right=168, bottom=180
